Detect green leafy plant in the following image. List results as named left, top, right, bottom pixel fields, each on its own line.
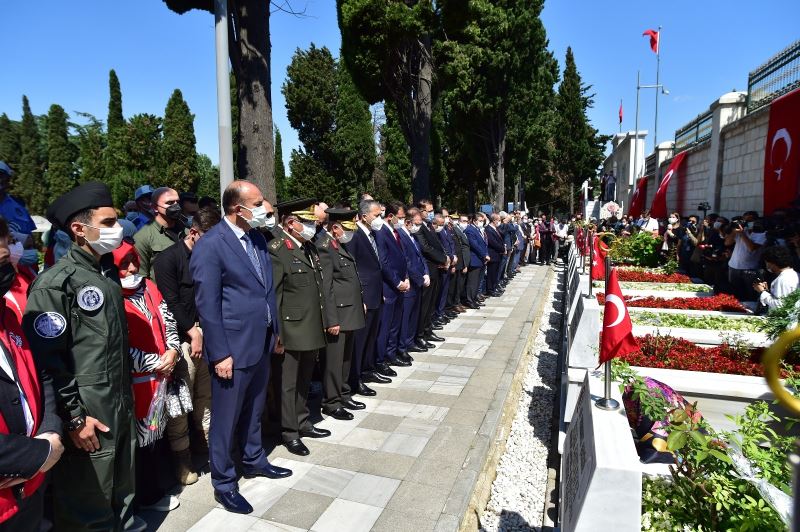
left=609, top=231, right=662, bottom=267
left=758, top=288, right=800, bottom=342
left=611, top=360, right=670, bottom=421
left=629, top=312, right=764, bottom=333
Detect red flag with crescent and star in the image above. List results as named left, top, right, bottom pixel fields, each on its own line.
left=628, top=177, right=648, bottom=219
left=763, top=87, right=800, bottom=215
left=591, top=235, right=607, bottom=281
left=649, top=151, right=687, bottom=219
left=642, top=29, right=659, bottom=54
left=599, top=268, right=639, bottom=366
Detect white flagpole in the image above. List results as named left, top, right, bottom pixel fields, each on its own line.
left=654, top=25, right=662, bottom=150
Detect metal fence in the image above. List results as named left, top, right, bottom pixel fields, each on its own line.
left=644, top=153, right=657, bottom=176
left=747, top=40, right=800, bottom=112
left=674, top=109, right=713, bottom=154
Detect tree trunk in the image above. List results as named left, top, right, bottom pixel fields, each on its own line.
left=409, top=34, right=433, bottom=203
left=486, top=121, right=506, bottom=211
left=232, top=0, right=275, bottom=201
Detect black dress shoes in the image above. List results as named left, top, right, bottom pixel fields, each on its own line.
left=323, top=407, right=354, bottom=421
left=466, top=302, right=480, bottom=310
left=397, top=352, right=414, bottom=363
left=431, top=323, right=444, bottom=330
left=408, top=344, right=427, bottom=353
left=426, top=333, right=445, bottom=342
left=215, top=489, right=253, bottom=514
left=343, top=398, right=366, bottom=410
left=355, top=382, right=377, bottom=396
left=284, top=439, right=310, bottom=456
left=376, top=363, right=397, bottom=377
left=243, top=463, right=293, bottom=479
left=299, top=427, right=331, bottom=438
left=388, top=357, right=411, bottom=367
left=362, top=371, right=391, bottom=384
left=445, top=311, right=458, bottom=319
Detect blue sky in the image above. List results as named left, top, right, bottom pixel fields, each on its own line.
left=1, top=1, right=799, bottom=174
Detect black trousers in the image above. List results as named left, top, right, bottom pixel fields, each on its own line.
left=486, top=261, right=500, bottom=293
left=2, top=483, right=44, bottom=532
left=466, top=267, right=481, bottom=303
left=323, top=330, right=354, bottom=410
left=351, top=306, right=380, bottom=388
left=450, top=269, right=466, bottom=305
left=417, top=265, right=440, bottom=337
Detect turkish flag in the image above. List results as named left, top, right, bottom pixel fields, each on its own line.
left=763, top=87, right=800, bottom=215
left=642, top=29, right=659, bottom=54
left=619, top=101, right=623, bottom=124
left=591, top=235, right=607, bottom=280
left=649, top=151, right=687, bottom=219
left=628, top=177, right=648, bottom=219
left=599, top=268, right=639, bottom=366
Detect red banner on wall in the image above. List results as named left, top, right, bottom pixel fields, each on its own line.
left=649, top=151, right=687, bottom=219
left=627, top=177, right=648, bottom=219
left=763, top=88, right=800, bottom=215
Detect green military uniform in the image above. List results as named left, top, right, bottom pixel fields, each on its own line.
left=269, top=228, right=330, bottom=441
left=313, top=227, right=365, bottom=411
left=24, top=243, right=136, bottom=531
left=133, top=219, right=185, bottom=281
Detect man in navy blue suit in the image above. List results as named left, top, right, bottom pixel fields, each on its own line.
left=485, top=213, right=506, bottom=296
left=464, top=214, right=489, bottom=308
left=348, top=200, right=388, bottom=395
left=374, top=203, right=410, bottom=375
left=434, top=213, right=457, bottom=325
left=414, top=200, right=448, bottom=345
left=191, top=180, right=292, bottom=515
left=398, top=206, right=430, bottom=357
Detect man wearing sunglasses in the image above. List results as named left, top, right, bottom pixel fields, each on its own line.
left=133, top=187, right=186, bottom=282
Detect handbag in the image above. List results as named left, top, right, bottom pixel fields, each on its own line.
left=533, top=235, right=541, bottom=248
left=165, top=377, right=194, bottom=418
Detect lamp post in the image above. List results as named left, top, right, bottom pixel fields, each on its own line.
left=632, top=71, right=670, bottom=181
left=214, top=0, right=234, bottom=197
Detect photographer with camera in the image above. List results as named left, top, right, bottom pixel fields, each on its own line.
left=724, top=211, right=766, bottom=301
left=754, top=245, right=799, bottom=312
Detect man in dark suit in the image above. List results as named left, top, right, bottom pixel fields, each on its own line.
left=191, top=180, right=291, bottom=515
left=414, top=200, right=447, bottom=344
left=434, top=213, right=457, bottom=324
left=398, top=208, right=429, bottom=357
left=314, top=209, right=367, bottom=420
left=375, top=203, right=410, bottom=375
left=485, top=214, right=506, bottom=296
left=465, top=215, right=489, bottom=308
left=348, top=200, right=387, bottom=396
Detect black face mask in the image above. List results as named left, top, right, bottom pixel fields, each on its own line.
left=164, top=203, right=182, bottom=221
left=0, top=262, right=16, bottom=295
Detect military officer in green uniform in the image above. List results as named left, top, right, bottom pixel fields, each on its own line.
left=314, top=209, right=367, bottom=420
left=269, top=202, right=334, bottom=457
left=22, top=182, right=139, bottom=532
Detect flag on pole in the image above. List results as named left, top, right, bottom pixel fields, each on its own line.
left=599, top=268, right=639, bottom=366
left=619, top=100, right=623, bottom=125
left=628, top=177, right=648, bottom=219
left=591, top=235, right=607, bottom=281
left=642, top=29, right=659, bottom=54
left=649, top=151, right=687, bottom=219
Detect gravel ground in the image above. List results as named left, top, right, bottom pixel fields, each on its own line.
left=480, top=267, right=561, bottom=532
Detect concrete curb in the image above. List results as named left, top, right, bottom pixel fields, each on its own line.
left=459, top=266, right=557, bottom=531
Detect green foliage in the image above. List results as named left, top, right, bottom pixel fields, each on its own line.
left=287, top=149, right=338, bottom=204
left=195, top=153, right=219, bottom=203
left=610, top=360, right=671, bottom=422
left=73, top=113, right=106, bottom=185
left=105, top=69, right=128, bottom=205
left=162, top=89, right=198, bottom=192
left=16, top=96, right=48, bottom=214
left=0, top=114, right=21, bottom=170
left=630, top=312, right=765, bottom=333
left=45, top=104, right=77, bottom=203
left=107, top=70, right=124, bottom=134
left=115, top=113, right=163, bottom=206
left=274, top=128, right=288, bottom=201
left=758, top=288, right=800, bottom=341
left=378, top=104, right=411, bottom=203
left=609, top=231, right=661, bottom=267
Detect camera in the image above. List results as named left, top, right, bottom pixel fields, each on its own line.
left=698, top=201, right=711, bottom=212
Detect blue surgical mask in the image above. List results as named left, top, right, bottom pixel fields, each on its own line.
left=426, top=212, right=434, bottom=222
left=53, top=230, right=72, bottom=263
left=19, top=249, right=40, bottom=266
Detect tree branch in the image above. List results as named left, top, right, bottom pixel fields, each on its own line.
left=270, top=0, right=308, bottom=16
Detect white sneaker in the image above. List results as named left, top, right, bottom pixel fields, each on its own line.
left=141, top=494, right=181, bottom=512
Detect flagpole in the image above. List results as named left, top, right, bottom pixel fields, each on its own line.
left=633, top=70, right=640, bottom=181
left=654, top=25, right=662, bottom=149
left=586, top=230, right=594, bottom=298
left=619, top=99, right=622, bottom=133
left=596, top=253, right=620, bottom=410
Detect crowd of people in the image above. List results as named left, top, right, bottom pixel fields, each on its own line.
left=0, top=159, right=580, bottom=531
left=595, top=206, right=800, bottom=311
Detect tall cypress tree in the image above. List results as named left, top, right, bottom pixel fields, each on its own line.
left=75, top=114, right=106, bottom=185
left=274, top=128, right=287, bottom=200
left=196, top=153, right=220, bottom=202
left=162, top=89, right=198, bottom=192
left=116, top=114, right=163, bottom=205
left=16, top=96, right=47, bottom=213
left=105, top=69, right=128, bottom=204
left=0, top=114, right=21, bottom=171
left=45, top=104, right=77, bottom=203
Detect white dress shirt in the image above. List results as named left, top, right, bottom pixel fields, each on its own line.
left=760, top=268, right=799, bottom=311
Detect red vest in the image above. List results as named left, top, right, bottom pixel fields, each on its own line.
left=124, top=280, right=169, bottom=419
left=0, top=299, right=45, bottom=523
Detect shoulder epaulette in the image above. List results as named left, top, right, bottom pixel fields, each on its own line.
left=269, top=238, right=284, bottom=251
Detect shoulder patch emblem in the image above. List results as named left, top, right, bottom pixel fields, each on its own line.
left=77, top=286, right=104, bottom=312
left=34, top=312, right=67, bottom=338
left=321, top=238, right=331, bottom=249
left=284, top=238, right=294, bottom=250
left=269, top=238, right=283, bottom=251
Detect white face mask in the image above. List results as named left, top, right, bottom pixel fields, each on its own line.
left=83, top=223, right=124, bottom=255
left=458, top=222, right=469, bottom=230
left=370, top=217, right=384, bottom=231
left=668, top=217, right=678, bottom=224
left=339, top=231, right=354, bottom=244
left=434, top=225, right=444, bottom=233
left=239, top=205, right=268, bottom=229
left=713, top=221, right=722, bottom=230
left=8, top=241, right=23, bottom=266
left=409, top=224, right=421, bottom=234
left=120, top=272, right=144, bottom=290
left=265, top=215, right=277, bottom=229
left=299, top=221, right=317, bottom=241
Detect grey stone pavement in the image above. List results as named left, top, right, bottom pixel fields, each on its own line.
left=143, top=264, right=551, bottom=532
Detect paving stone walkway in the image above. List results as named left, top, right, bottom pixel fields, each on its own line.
left=143, top=264, right=552, bottom=532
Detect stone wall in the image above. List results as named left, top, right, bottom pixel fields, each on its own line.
left=666, top=142, right=711, bottom=217
left=718, top=105, right=770, bottom=218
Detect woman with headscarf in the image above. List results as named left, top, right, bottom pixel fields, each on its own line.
left=111, top=240, right=184, bottom=513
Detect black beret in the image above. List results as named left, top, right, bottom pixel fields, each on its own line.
left=47, top=182, right=114, bottom=230
left=325, top=208, right=357, bottom=222
left=276, top=197, right=317, bottom=218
